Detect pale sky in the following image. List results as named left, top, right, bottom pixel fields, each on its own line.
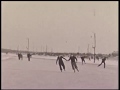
left=2, top=1, right=118, bottom=54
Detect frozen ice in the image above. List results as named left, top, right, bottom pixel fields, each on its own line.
left=1, top=53, right=118, bottom=89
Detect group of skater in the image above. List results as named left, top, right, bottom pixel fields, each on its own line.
left=56, top=55, right=79, bottom=72
left=17, top=53, right=107, bottom=72
left=56, top=54, right=107, bottom=72
left=17, top=53, right=32, bottom=61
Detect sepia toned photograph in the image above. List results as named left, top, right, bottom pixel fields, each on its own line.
left=1, top=1, right=118, bottom=89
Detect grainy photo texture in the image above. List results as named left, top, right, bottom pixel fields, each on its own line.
left=1, top=1, right=118, bottom=89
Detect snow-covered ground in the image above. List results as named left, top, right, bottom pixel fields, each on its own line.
left=1, top=53, right=17, bottom=60
left=1, top=53, right=118, bottom=89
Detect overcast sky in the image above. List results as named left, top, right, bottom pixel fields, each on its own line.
left=2, top=1, right=118, bottom=54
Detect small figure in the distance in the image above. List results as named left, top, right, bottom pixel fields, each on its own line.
left=98, top=57, right=107, bottom=68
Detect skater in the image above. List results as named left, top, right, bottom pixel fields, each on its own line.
left=56, top=55, right=67, bottom=72
left=18, top=53, right=21, bottom=60
left=89, top=57, right=91, bottom=60
left=98, top=57, right=107, bottom=68
left=81, top=56, right=86, bottom=65
left=96, top=56, right=99, bottom=61
left=27, top=53, right=31, bottom=61
left=67, top=55, right=79, bottom=72
left=91, top=56, right=93, bottom=59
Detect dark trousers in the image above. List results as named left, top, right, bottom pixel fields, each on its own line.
left=82, top=60, right=85, bottom=65
left=28, top=57, right=30, bottom=61
left=18, top=57, right=20, bottom=60
left=98, top=61, right=105, bottom=68
left=59, top=63, right=65, bottom=71
left=71, top=62, right=78, bottom=70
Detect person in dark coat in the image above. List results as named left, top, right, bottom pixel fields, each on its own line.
left=27, top=53, right=31, bottom=61
left=81, top=56, right=86, bottom=65
left=98, top=57, right=107, bottom=68
left=56, top=55, right=67, bottom=72
left=96, top=56, right=99, bottom=61
left=67, top=55, right=79, bottom=72
left=18, top=53, right=21, bottom=60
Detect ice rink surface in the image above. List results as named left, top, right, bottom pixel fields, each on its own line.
left=1, top=53, right=118, bottom=89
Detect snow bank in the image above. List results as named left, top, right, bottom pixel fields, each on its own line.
left=1, top=53, right=17, bottom=60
